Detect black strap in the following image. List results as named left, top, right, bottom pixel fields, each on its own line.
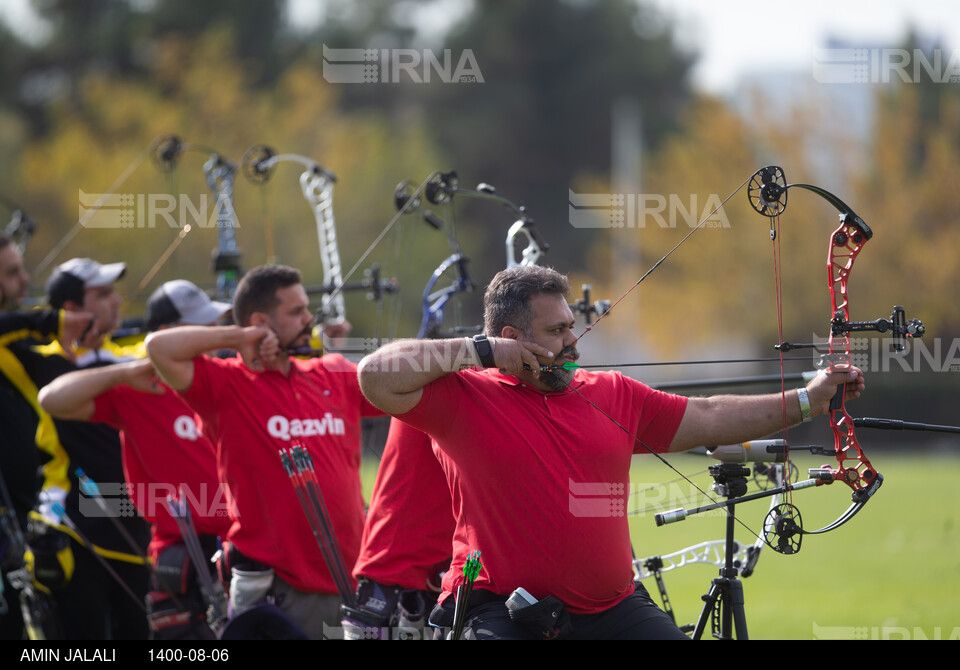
left=472, top=335, right=496, bottom=368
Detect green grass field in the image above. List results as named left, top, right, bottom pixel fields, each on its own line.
left=625, top=452, right=960, bottom=640
left=361, top=452, right=960, bottom=640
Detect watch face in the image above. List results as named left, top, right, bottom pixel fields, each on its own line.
left=473, top=334, right=495, bottom=366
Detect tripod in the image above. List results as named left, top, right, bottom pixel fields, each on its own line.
left=690, top=464, right=750, bottom=640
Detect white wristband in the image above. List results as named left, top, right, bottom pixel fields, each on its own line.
left=796, top=387, right=812, bottom=423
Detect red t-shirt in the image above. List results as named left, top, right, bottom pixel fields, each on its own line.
left=397, top=368, right=688, bottom=615
left=353, top=417, right=455, bottom=590
left=91, top=383, right=231, bottom=562
left=180, top=354, right=382, bottom=593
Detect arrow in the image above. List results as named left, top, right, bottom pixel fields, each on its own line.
left=451, top=550, right=482, bottom=641
left=165, top=493, right=228, bottom=633
left=535, top=357, right=814, bottom=372
left=278, top=445, right=357, bottom=608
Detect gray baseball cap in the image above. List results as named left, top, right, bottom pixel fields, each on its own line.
left=145, top=280, right=232, bottom=331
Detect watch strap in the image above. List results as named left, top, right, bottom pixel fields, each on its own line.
left=472, top=334, right=496, bottom=368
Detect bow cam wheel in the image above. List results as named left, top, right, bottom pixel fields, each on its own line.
left=240, top=145, right=277, bottom=185
left=151, top=135, right=184, bottom=173
left=764, top=502, right=803, bottom=555
left=748, top=165, right=788, bottom=217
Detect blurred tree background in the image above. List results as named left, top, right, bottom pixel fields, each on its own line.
left=1, top=0, right=958, bottom=432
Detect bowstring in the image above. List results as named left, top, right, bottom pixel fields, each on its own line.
left=558, top=376, right=769, bottom=548
left=558, top=168, right=800, bottom=549
left=770, top=212, right=795, bottom=512
left=575, top=172, right=757, bottom=344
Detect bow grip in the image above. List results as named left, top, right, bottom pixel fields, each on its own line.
left=829, top=384, right=844, bottom=412
left=817, top=353, right=851, bottom=412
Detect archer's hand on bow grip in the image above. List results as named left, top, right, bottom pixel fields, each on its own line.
left=322, top=320, right=352, bottom=347
left=808, top=367, right=865, bottom=417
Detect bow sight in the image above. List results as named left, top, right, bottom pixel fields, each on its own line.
left=831, top=305, right=924, bottom=350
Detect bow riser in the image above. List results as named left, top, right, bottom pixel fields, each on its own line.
left=825, top=215, right=880, bottom=492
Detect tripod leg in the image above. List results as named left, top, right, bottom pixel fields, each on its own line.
left=691, top=577, right=749, bottom=640
left=691, top=579, right=722, bottom=640
left=728, top=579, right=749, bottom=640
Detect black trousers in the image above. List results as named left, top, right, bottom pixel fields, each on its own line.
left=51, top=538, right=150, bottom=640
left=0, top=570, right=26, bottom=640
left=430, top=582, right=690, bottom=640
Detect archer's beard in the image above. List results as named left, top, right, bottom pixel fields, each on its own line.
left=540, top=345, right=579, bottom=391
left=285, top=326, right=313, bottom=350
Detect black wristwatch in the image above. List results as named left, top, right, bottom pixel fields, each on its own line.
left=472, top=334, right=496, bottom=368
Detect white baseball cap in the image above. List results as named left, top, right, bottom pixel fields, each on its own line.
left=46, top=258, right=126, bottom=308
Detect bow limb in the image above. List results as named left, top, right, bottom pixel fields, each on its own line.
left=401, top=170, right=553, bottom=340
left=506, top=214, right=549, bottom=268
left=418, top=170, right=551, bottom=268
left=299, top=164, right=345, bottom=327
left=417, top=252, right=475, bottom=339
left=240, top=146, right=348, bottom=328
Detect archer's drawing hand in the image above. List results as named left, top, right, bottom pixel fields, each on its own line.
left=238, top=326, right=280, bottom=372
left=123, top=359, right=166, bottom=395
left=491, top=337, right=553, bottom=377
